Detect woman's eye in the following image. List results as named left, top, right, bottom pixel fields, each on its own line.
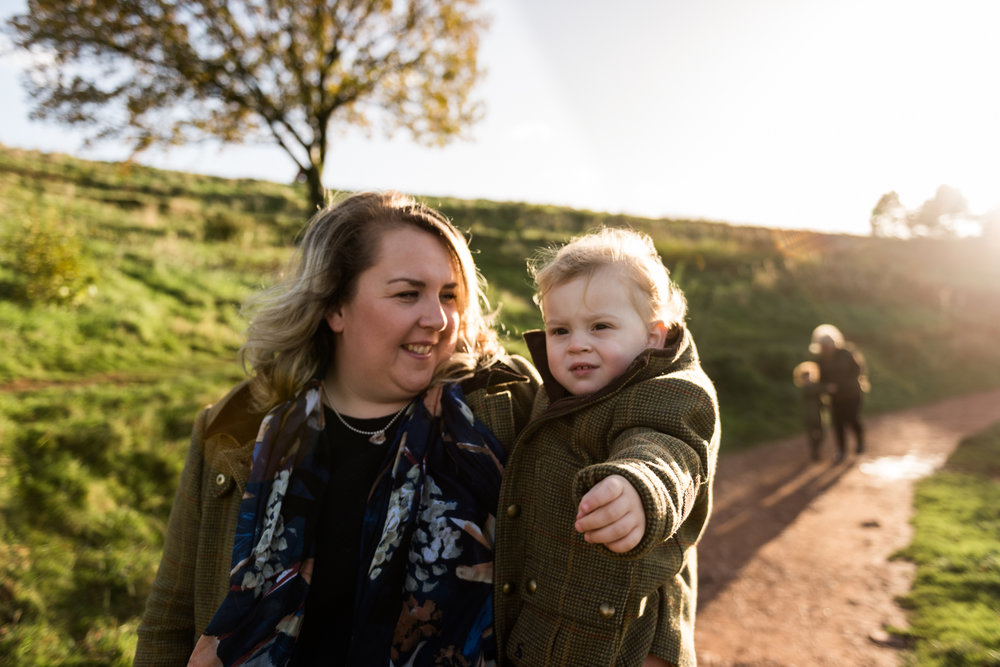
left=440, top=291, right=458, bottom=303
left=395, top=291, right=419, bottom=300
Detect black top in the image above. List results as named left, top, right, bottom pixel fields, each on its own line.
left=290, top=406, right=400, bottom=665
left=818, top=347, right=863, bottom=400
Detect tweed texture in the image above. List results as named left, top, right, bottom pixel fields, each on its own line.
left=494, top=328, right=720, bottom=667
left=133, top=355, right=540, bottom=666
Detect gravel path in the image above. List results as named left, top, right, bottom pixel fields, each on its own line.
left=695, top=388, right=1000, bottom=666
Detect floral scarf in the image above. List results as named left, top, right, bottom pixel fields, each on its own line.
left=190, top=379, right=505, bottom=666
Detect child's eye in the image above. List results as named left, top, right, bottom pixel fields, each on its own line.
left=548, top=327, right=569, bottom=336
left=593, top=322, right=611, bottom=331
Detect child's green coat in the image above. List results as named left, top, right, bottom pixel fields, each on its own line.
left=494, top=327, right=721, bottom=667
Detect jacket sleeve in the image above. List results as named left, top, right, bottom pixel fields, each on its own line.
left=134, top=408, right=209, bottom=666
left=573, top=374, right=720, bottom=559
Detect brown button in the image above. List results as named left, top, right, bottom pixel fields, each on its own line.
left=501, top=582, right=513, bottom=595
left=599, top=603, right=615, bottom=618
left=215, top=473, right=226, bottom=486
left=506, top=504, right=520, bottom=518
left=526, top=579, right=537, bottom=594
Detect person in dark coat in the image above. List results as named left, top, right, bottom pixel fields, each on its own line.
left=810, top=324, right=869, bottom=463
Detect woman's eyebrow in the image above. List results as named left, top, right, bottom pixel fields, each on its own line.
left=388, top=277, right=424, bottom=286
left=387, top=277, right=459, bottom=289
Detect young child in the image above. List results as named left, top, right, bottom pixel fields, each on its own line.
left=494, top=227, right=721, bottom=667
left=793, top=360, right=825, bottom=460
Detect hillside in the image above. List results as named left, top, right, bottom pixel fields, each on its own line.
left=2, top=144, right=1000, bottom=664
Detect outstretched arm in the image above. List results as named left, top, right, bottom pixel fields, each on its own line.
left=573, top=375, right=719, bottom=559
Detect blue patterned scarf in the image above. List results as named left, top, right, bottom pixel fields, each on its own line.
left=189, top=379, right=505, bottom=666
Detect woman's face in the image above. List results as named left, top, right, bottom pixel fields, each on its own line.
left=325, top=225, right=461, bottom=413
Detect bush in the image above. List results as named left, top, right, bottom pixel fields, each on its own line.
left=3, top=216, right=96, bottom=305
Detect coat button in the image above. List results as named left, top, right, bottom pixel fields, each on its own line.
left=526, top=579, right=537, bottom=594
left=215, top=473, right=226, bottom=486
left=506, top=504, right=520, bottom=518
left=599, top=603, right=615, bottom=618
left=502, top=582, right=513, bottom=595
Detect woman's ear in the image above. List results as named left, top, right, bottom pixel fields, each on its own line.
left=647, top=320, right=668, bottom=348
left=325, top=305, right=345, bottom=333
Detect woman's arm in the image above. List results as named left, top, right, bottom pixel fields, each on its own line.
left=134, top=409, right=208, bottom=666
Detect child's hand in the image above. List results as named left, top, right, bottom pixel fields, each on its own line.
left=574, top=474, right=645, bottom=553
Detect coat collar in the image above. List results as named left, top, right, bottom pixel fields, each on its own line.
left=203, top=380, right=266, bottom=446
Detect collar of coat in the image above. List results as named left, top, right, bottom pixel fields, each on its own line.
left=523, top=324, right=693, bottom=408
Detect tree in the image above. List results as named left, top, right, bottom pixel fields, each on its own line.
left=869, top=190, right=906, bottom=237
left=981, top=206, right=1000, bottom=245
left=7, top=0, right=489, bottom=210
left=907, top=184, right=969, bottom=238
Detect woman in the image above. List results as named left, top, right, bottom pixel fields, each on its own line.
left=134, top=191, right=539, bottom=666
left=810, top=323, right=869, bottom=463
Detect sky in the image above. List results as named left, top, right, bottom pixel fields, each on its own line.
left=1, top=0, right=999, bottom=235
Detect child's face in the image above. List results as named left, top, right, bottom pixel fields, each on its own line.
left=542, top=267, right=665, bottom=396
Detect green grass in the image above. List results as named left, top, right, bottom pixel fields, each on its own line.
left=893, top=421, right=1000, bottom=666
left=2, top=143, right=1000, bottom=664
left=0, top=369, right=243, bottom=666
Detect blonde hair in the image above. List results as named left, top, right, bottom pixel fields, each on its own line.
left=793, top=361, right=820, bottom=387
left=239, top=191, right=501, bottom=411
left=528, top=226, right=687, bottom=331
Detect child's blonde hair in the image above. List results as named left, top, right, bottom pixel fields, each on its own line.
left=793, top=361, right=821, bottom=387
left=528, top=227, right=687, bottom=330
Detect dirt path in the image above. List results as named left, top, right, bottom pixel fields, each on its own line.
left=695, top=388, right=1000, bottom=666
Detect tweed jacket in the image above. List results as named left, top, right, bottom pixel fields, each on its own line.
left=494, top=328, right=720, bottom=667
left=133, top=354, right=540, bottom=666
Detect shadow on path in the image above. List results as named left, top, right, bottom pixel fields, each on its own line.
left=698, top=435, right=857, bottom=606
left=697, top=388, right=1000, bottom=608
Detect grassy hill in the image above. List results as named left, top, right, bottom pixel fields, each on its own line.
left=2, top=143, right=1000, bottom=664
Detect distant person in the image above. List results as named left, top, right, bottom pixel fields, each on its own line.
left=494, top=227, right=721, bottom=666
left=134, top=191, right=541, bottom=666
left=793, top=360, right=825, bottom=460
left=810, top=324, right=869, bottom=463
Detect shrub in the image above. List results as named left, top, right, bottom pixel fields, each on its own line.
left=3, top=216, right=97, bottom=306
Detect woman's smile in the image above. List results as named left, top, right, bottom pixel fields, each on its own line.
left=326, top=225, right=460, bottom=414
left=403, top=342, right=435, bottom=356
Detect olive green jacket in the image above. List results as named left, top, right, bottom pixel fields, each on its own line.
left=494, top=329, right=720, bottom=667
left=133, top=355, right=540, bottom=666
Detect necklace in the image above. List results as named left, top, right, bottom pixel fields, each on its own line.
left=321, top=383, right=407, bottom=445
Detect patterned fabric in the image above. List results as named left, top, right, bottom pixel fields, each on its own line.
left=190, top=380, right=506, bottom=667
